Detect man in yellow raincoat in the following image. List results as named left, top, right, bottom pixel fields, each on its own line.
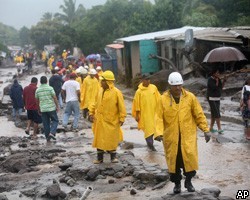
left=132, top=74, right=161, bottom=151
left=88, top=70, right=126, bottom=164
left=80, top=69, right=99, bottom=118
left=155, top=72, right=211, bottom=194
left=62, top=50, right=67, bottom=60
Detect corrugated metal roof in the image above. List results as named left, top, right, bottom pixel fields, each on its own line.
left=156, top=27, right=250, bottom=43
left=115, top=26, right=205, bottom=42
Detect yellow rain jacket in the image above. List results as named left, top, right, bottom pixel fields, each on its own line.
left=89, top=81, right=127, bottom=151
left=80, top=75, right=99, bottom=110
left=41, top=51, right=47, bottom=61
left=155, top=88, right=209, bottom=173
left=132, top=83, right=161, bottom=139
left=47, top=57, right=54, bottom=70
left=62, top=51, right=67, bottom=60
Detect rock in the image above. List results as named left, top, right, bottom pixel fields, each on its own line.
left=120, top=142, right=134, bottom=150
left=58, top=162, right=73, bottom=171
left=18, top=143, right=27, bottom=148
left=155, top=173, right=169, bottom=182
left=114, top=172, right=123, bottom=178
left=202, top=194, right=218, bottom=200
left=108, top=179, right=115, bottom=184
left=130, top=188, right=137, bottom=195
left=66, top=167, right=89, bottom=180
left=0, top=193, right=8, bottom=200
left=46, top=183, right=61, bottom=198
left=66, top=178, right=76, bottom=187
left=135, top=183, right=146, bottom=190
left=96, top=175, right=106, bottom=179
left=133, top=170, right=155, bottom=181
left=112, top=164, right=124, bottom=173
left=86, top=168, right=100, bottom=181
left=152, top=181, right=166, bottom=190
left=59, top=191, right=67, bottom=198
left=200, top=188, right=221, bottom=197
left=103, top=169, right=115, bottom=176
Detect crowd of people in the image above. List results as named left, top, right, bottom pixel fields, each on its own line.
left=8, top=51, right=250, bottom=194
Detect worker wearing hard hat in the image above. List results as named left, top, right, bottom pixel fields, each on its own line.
left=47, top=55, right=55, bottom=71
left=132, top=73, right=161, bottom=151
left=80, top=69, right=99, bottom=118
left=95, top=66, right=103, bottom=80
left=155, top=72, right=211, bottom=194
left=88, top=70, right=126, bottom=164
left=62, top=50, right=67, bottom=60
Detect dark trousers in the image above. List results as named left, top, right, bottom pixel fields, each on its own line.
left=170, top=134, right=196, bottom=183
left=97, top=149, right=117, bottom=160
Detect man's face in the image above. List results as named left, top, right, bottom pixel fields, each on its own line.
left=142, top=79, right=150, bottom=87
left=101, top=80, right=108, bottom=90
left=170, top=85, right=182, bottom=98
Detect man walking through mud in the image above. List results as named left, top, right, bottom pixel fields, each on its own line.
left=23, top=77, right=42, bottom=138
left=132, top=74, right=162, bottom=151
left=35, top=76, right=59, bottom=142
left=155, top=72, right=211, bottom=194
left=88, top=70, right=126, bottom=164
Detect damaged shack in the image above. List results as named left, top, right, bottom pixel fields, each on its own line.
left=115, top=26, right=250, bottom=92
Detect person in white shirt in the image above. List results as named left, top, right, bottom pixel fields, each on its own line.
left=61, top=73, right=80, bottom=132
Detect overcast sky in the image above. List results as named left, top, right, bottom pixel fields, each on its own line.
left=0, top=0, right=108, bottom=30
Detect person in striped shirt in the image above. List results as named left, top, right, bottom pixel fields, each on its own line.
left=35, top=76, right=59, bottom=142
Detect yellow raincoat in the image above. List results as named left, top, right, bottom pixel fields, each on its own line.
left=89, top=81, right=127, bottom=150
left=80, top=75, right=99, bottom=110
left=155, top=88, right=209, bottom=173
left=62, top=51, right=67, bottom=60
left=47, top=56, right=54, bottom=70
left=132, top=83, right=161, bottom=139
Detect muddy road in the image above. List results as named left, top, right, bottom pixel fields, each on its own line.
left=0, top=64, right=249, bottom=200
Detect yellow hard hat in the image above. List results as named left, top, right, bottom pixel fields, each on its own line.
left=101, top=70, right=115, bottom=81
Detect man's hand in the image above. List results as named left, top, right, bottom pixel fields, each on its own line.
left=204, top=132, right=211, bottom=143
left=120, top=121, right=124, bottom=126
left=88, top=115, right=94, bottom=123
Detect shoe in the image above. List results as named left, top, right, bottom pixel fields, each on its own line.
left=210, top=128, right=217, bottom=133
left=173, top=183, right=181, bottom=194
left=93, top=159, right=103, bottom=164
left=49, top=133, right=56, bottom=140
left=154, top=136, right=163, bottom=142
left=73, top=128, right=79, bottom=132
left=63, top=126, right=69, bottom=132
left=25, top=130, right=30, bottom=135
left=111, top=158, right=119, bottom=163
left=184, top=181, right=195, bottom=192
left=218, top=129, right=224, bottom=134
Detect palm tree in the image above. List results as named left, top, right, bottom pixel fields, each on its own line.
left=41, top=12, right=53, bottom=21
left=54, top=0, right=86, bottom=25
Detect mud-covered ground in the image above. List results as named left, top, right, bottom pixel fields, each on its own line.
left=0, top=63, right=249, bottom=200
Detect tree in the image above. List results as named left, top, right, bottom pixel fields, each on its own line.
left=19, top=26, right=31, bottom=47
left=54, top=0, right=86, bottom=26
left=30, top=20, right=63, bottom=49
left=41, top=12, right=53, bottom=21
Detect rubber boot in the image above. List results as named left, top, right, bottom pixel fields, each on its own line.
left=110, top=151, right=118, bottom=163
left=173, top=181, right=181, bottom=194
left=184, top=178, right=195, bottom=192
left=93, top=151, right=103, bottom=164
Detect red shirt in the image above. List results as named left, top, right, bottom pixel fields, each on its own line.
left=23, top=83, right=38, bottom=110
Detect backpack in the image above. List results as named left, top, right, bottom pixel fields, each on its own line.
left=242, top=86, right=250, bottom=119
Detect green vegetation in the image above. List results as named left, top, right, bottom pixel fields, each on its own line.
left=0, top=0, right=249, bottom=53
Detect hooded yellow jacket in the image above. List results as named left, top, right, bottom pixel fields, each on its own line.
left=132, top=83, right=161, bottom=138
left=155, top=88, right=209, bottom=173
left=89, top=81, right=126, bottom=150
left=80, top=75, right=99, bottom=110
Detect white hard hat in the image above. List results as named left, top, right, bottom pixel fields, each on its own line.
left=96, top=66, right=102, bottom=71
left=78, top=66, right=84, bottom=70
left=75, top=68, right=81, bottom=74
left=80, top=68, right=88, bottom=75
left=89, top=69, right=97, bottom=75
left=84, top=65, right=89, bottom=70
left=54, top=66, right=59, bottom=71
left=168, top=72, right=183, bottom=85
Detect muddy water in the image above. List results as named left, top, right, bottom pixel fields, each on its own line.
left=0, top=64, right=249, bottom=199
